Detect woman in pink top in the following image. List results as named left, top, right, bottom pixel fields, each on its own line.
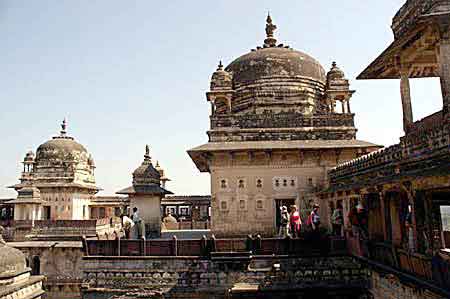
left=290, top=205, right=302, bottom=238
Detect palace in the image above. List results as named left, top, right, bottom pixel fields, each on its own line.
left=0, top=1, right=449, bottom=299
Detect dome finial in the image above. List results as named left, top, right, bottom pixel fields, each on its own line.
left=217, top=60, right=223, bottom=71
left=144, top=144, right=152, bottom=162
left=264, top=12, right=277, bottom=47
left=60, top=118, right=67, bottom=136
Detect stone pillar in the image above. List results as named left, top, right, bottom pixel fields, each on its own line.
left=346, top=99, right=351, bottom=113
left=400, top=67, right=413, bottom=132
left=439, top=31, right=450, bottom=116
left=210, top=101, right=215, bottom=115
left=341, top=100, right=345, bottom=114
left=379, top=191, right=388, bottom=241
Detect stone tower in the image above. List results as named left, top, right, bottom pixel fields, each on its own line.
left=189, top=15, right=380, bottom=237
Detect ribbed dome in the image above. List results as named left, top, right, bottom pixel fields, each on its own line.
left=226, top=47, right=326, bottom=87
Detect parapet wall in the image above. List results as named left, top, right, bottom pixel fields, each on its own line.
left=81, top=255, right=369, bottom=299
left=0, top=218, right=121, bottom=241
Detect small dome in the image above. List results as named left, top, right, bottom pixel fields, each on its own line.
left=132, top=145, right=160, bottom=186
left=210, top=61, right=232, bottom=91
left=327, top=61, right=345, bottom=81
left=226, top=47, right=326, bottom=87
left=24, top=151, right=35, bottom=162
left=0, top=227, right=27, bottom=277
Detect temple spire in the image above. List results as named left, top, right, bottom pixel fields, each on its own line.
left=264, top=12, right=277, bottom=47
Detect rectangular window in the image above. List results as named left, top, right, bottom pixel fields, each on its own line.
left=221, top=201, right=227, bottom=210
left=256, top=200, right=263, bottom=209
left=238, top=179, right=245, bottom=188
left=220, top=179, right=227, bottom=189
left=256, top=179, right=263, bottom=188
left=239, top=200, right=246, bottom=209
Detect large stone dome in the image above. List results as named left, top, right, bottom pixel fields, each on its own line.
left=226, top=47, right=326, bottom=88
left=35, top=120, right=91, bottom=165
left=24, top=120, right=97, bottom=189
left=208, top=15, right=328, bottom=116
left=36, top=138, right=88, bottom=161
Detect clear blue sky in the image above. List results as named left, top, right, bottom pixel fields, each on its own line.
left=0, top=1, right=443, bottom=198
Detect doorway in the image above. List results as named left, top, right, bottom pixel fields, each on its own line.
left=275, top=198, right=296, bottom=230
left=43, top=206, right=51, bottom=220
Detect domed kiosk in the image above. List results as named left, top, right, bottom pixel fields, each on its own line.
left=9, top=120, right=99, bottom=220
left=0, top=226, right=45, bottom=299
left=189, top=15, right=380, bottom=237
left=117, top=145, right=172, bottom=238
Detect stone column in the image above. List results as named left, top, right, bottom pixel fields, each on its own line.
left=400, top=67, right=413, bottom=132
left=439, top=29, right=450, bottom=116
left=341, top=100, right=345, bottom=114
left=379, top=191, right=388, bottom=241
left=346, top=99, right=351, bottom=113
left=210, top=102, right=215, bottom=115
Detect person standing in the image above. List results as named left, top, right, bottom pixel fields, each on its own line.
left=309, top=204, right=321, bottom=232
left=278, top=206, right=290, bottom=238
left=331, top=203, right=344, bottom=236
left=131, top=207, right=142, bottom=239
left=290, top=205, right=302, bottom=238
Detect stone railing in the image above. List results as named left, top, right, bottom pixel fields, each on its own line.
left=83, top=235, right=347, bottom=257
left=362, top=241, right=450, bottom=291
left=210, top=112, right=355, bottom=130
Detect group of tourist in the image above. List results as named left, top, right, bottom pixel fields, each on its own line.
left=277, top=201, right=371, bottom=239
left=278, top=204, right=321, bottom=238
